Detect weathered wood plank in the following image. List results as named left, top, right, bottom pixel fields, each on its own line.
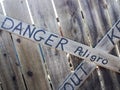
left=52, top=0, right=93, bottom=89
left=26, top=0, right=71, bottom=89
left=80, top=69, right=102, bottom=90
left=95, top=0, right=120, bottom=90
left=0, top=14, right=120, bottom=73
left=105, top=0, right=120, bottom=90
left=83, top=0, right=120, bottom=90
left=80, top=0, right=104, bottom=46
left=0, top=12, right=120, bottom=90
left=0, top=0, right=119, bottom=89
left=3, top=0, right=50, bottom=90
left=89, top=0, right=112, bottom=90
left=0, top=81, right=2, bottom=90
left=0, top=86, right=2, bottom=90
left=53, top=0, right=90, bottom=70
left=84, top=1, right=120, bottom=90
left=12, top=35, right=50, bottom=90
left=59, top=11, right=118, bottom=90
left=0, top=32, right=26, bottom=90
left=53, top=0, right=89, bottom=44
left=0, top=2, right=26, bottom=90
left=77, top=0, right=104, bottom=89
left=59, top=0, right=104, bottom=89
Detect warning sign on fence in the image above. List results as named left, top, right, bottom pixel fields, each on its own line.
left=0, top=14, right=120, bottom=74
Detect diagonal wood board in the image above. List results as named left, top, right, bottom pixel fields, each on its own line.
left=0, top=14, right=119, bottom=74
left=0, top=14, right=120, bottom=90
left=59, top=18, right=120, bottom=90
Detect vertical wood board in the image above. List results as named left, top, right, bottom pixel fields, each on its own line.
left=0, top=2, right=26, bottom=90
left=22, top=0, right=71, bottom=89
left=3, top=0, right=50, bottom=90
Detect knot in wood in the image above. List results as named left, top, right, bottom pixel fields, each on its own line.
left=27, top=71, right=33, bottom=77
left=21, top=1, right=23, bottom=3
left=16, top=38, right=21, bottom=43
left=0, top=30, right=3, bottom=35
left=12, top=76, right=16, bottom=81
left=3, top=53, right=7, bottom=57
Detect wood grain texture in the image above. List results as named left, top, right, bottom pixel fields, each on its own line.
left=24, top=0, right=71, bottom=89
left=0, top=81, right=2, bottom=90
left=12, top=35, right=50, bottom=90
left=0, top=31, right=26, bottom=90
left=0, top=0, right=119, bottom=90
left=84, top=0, right=120, bottom=90
left=0, top=0, right=119, bottom=88
left=0, top=14, right=120, bottom=73
left=53, top=0, right=90, bottom=70
left=78, top=0, right=103, bottom=89
left=3, top=0, right=50, bottom=90
left=105, top=0, right=120, bottom=90
left=0, top=5, right=120, bottom=90
left=79, top=0, right=105, bottom=47
left=92, top=1, right=113, bottom=90
left=80, top=69, right=102, bottom=90
left=80, top=0, right=120, bottom=90
left=0, top=3, right=26, bottom=90
left=59, top=0, right=120, bottom=89
left=53, top=0, right=100, bottom=89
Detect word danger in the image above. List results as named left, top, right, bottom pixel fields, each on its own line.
left=0, top=15, right=120, bottom=73
left=1, top=17, right=68, bottom=50
left=0, top=17, right=108, bottom=64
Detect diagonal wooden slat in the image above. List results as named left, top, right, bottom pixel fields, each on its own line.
left=59, top=17, right=120, bottom=90
left=0, top=14, right=120, bottom=73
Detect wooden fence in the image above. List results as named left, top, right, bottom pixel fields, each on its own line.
left=0, top=0, right=119, bottom=90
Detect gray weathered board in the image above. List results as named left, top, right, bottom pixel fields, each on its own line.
left=58, top=7, right=120, bottom=90
left=58, top=0, right=120, bottom=90
left=2, top=0, right=50, bottom=89
left=0, top=1, right=27, bottom=90
left=26, top=0, right=71, bottom=89
left=0, top=14, right=120, bottom=73
left=0, top=0, right=120, bottom=90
